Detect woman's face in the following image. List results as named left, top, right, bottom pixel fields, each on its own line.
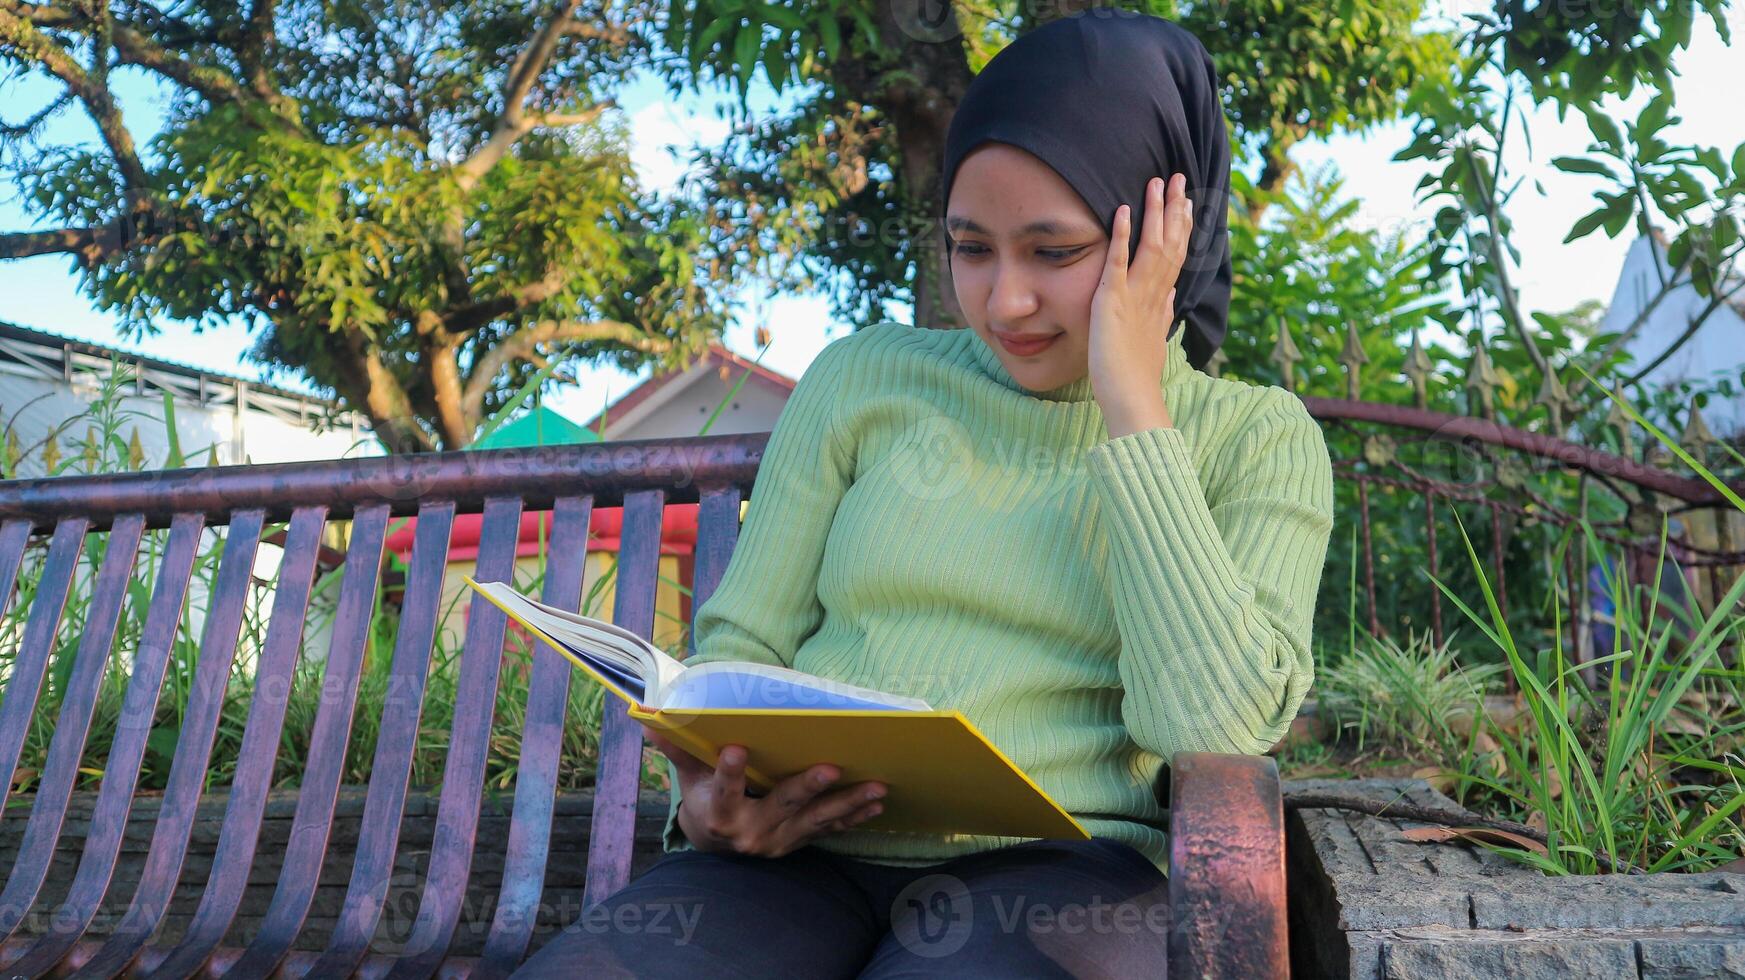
left=946, top=142, right=1109, bottom=393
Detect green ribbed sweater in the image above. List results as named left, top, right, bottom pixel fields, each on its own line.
left=660, top=320, right=1334, bottom=874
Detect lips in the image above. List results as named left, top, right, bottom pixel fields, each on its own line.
left=993, top=331, right=1060, bottom=356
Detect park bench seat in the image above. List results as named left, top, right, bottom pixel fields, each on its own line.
left=0, top=433, right=1287, bottom=977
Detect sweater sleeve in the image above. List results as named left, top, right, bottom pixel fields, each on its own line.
left=660, top=334, right=858, bottom=854
left=1084, top=389, right=1333, bottom=760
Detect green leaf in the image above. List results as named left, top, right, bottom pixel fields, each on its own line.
left=1563, top=204, right=1612, bottom=244
left=734, top=24, right=761, bottom=87
left=1584, top=110, right=1623, bottom=151
left=694, top=16, right=732, bottom=69
left=759, top=4, right=804, bottom=31
left=162, top=391, right=184, bottom=468
left=820, top=15, right=841, bottom=62
left=1551, top=156, right=1617, bottom=179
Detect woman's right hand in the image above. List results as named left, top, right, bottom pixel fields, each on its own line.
left=645, top=728, right=888, bottom=858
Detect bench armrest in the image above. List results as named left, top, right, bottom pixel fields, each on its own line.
left=1163, top=752, right=1290, bottom=979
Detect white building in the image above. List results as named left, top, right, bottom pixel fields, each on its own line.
left=0, top=320, right=376, bottom=476
left=0, top=321, right=377, bottom=665
left=582, top=342, right=796, bottom=441
left=1602, top=230, right=1745, bottom=438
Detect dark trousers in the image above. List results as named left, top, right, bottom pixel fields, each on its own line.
left=510, top=838, right=1170, bottom=979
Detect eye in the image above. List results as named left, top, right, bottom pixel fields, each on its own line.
left=951, top=242, right=988, bottom=257
left=1038, top=247, right=1084, bottom=260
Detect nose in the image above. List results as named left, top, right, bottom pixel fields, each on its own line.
left=986, top=260, right=1038, bottom=322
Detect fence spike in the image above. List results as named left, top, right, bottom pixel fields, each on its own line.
left=1464, top=339, right=1501, bottom=420
left=1535, top=364, right=1572, bottom=433
left=1682, top=407, right=1717, bottom=459
left=1270, top=316, right=1302, bottom=393
left=1338, top=321, right=1369, bottom=399
left=1403, top=328, right=1433, bottom=409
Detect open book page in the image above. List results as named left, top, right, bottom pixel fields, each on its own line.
left=465, top=577, right=932, bottom=711
left=659, top=661, right=933, bottom=711
left=466, top=578, right=687, bottom=704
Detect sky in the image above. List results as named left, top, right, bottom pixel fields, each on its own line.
left=1, top=3, right=1741, bottom=430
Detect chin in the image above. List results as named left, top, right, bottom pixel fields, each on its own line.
left=1007, top=364, right=1070, bottom=390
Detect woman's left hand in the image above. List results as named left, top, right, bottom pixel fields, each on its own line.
left=1088, top=172, right=1193, bottom=437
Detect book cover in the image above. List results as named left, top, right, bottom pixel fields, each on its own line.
left=464, top=575, right=1090, bottom=839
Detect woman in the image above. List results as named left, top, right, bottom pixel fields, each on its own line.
left=513, top=12, right=1333, bottom=978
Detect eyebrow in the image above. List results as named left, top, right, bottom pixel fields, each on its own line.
left=945, top=215, right=1097, bottom=238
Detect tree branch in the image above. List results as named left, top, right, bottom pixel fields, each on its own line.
left=453, top=0, right=595, bottom=191
left=238, top=0, right=276, bottom=101
left=454, top=101, right=613, bottom=191
left=461, top=319, right=674, bottom=413
left=110, top=21, right=260, bottom=110
left=445, top=267, right=571, bottom=335
left=1622, top=273, right=1745, bottom=385
left=0, top=9, right=151, bottom=191
left=0, top=221, right=127, bottom=260
left=1465, top=147, right=1552, bottom=380
left=330, top=326, right=436, bottom=454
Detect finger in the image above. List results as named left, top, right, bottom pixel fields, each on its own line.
left=1166, top=176, right=1193, bottom=264
left=711, top=743, right=750, bottom=807
left=823, top=800, right=886, bottom=835
left=789, top=781, right=887, bottom=834
left=1143, top=176, right=1168, bottom=251
left=763, top=763, right=840, bottom=823
left=1104, top=204, right=1131, bottom=285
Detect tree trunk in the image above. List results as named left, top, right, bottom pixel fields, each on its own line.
left=834, top=1, right=972, bottom=329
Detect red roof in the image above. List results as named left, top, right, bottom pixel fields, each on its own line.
left=580, top=342, right=796, bottom=437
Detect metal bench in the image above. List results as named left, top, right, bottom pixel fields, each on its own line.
left=0, top=433, right=1287, bottom=977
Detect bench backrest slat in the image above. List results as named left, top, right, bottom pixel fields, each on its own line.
left=0, top=435, right=771, bottom=971
left=314, top=501, right=457, bottom=975
left=0, top=513, right=144, bottom=940
left=393, top=494, right=523, bottom=971
left=690, top=486, right=744, bottom=657
left=0, top=519, right=88, bottom=820
left=72, top=509, right=266, bottom=976
left=583, top=488, right=667, bottom=909
left=0, top=514, right=205, bottom=976
left=0, top=518, right=30, bottom=618
left=225, top=504, right=392, bottom=976
left=480, top=493, right=595, bottom=972
left=146, top=505, right=330, bottom=977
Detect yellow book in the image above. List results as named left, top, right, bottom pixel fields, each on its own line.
left=464, top=576, right=1089, bottom=840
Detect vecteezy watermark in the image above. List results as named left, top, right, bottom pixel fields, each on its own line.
left=881, top=414, right=1113, bottom=506
left=885, top=416, right=977, bottom=502
left=559, top=898, right=705, bottom=946
left=890, top=874, right=976, bottom=957
left=888, top=872, right=1206, bottom=960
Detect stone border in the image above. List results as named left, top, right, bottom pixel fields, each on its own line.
left=1285, top=777, right=1745, bottom=978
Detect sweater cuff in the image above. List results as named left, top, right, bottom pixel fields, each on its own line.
left=660, top=761, right=696, bottom=855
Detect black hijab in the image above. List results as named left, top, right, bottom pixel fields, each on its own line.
left=940, top=12, right=1233, bottom=371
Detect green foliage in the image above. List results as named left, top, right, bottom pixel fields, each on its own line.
left=654, top=0, right=1455, bottom=329
left=1430, top=511, right=1745, bottom=875
left=0, top=1, right=740, bottom=451
left=1319, top=629, right=1506, bottom=755
left=1223, top=163, right=1457, bottom=396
